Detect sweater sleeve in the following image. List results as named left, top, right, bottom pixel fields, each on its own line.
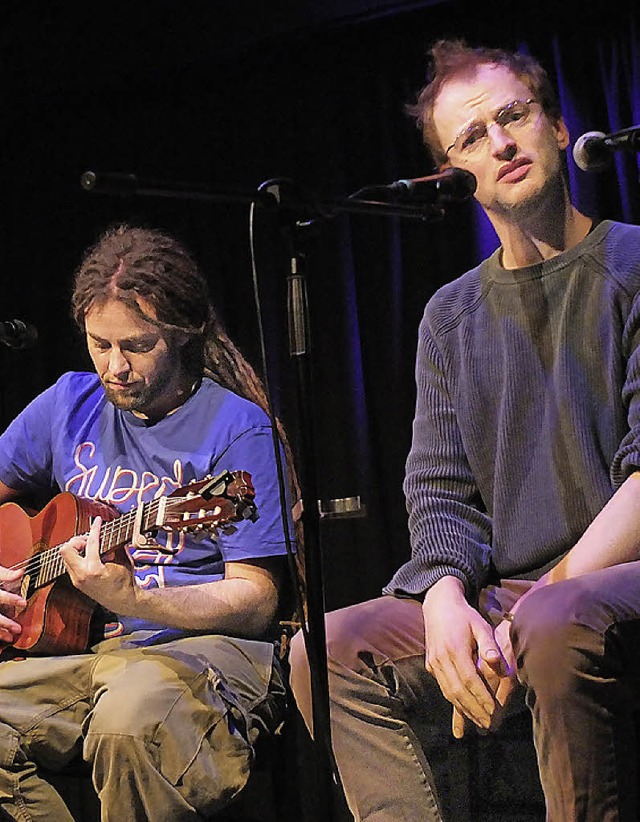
left=611, top=288, right=640, bottom=485
left=383, top=311, right=492, bottom=600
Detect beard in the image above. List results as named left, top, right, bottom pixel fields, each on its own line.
left=491, top=151, right=567, bottom=221
left=498, top=176, right=563, bottom=219
left=103, top=382, right=150, bottom=412
left=101, top=369, right=177, bottom=416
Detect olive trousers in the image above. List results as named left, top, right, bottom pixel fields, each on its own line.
left=0, top=631, right=286, bottom=821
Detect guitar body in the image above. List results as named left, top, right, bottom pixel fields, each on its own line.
left=0, top=493, right=118, bottom=656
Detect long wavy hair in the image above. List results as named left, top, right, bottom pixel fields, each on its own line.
left=72, top=224, right=304, bottom=618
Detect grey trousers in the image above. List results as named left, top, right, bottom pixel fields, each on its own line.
left=289, top=563, right=640, bottom=821
left=0, top=631, right=286, bottom=821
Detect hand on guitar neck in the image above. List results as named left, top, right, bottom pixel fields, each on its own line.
left=60, top=515, right=138, bottom=617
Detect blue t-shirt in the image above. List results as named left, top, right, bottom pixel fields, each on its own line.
left=0, top=372, right=292, bottom=637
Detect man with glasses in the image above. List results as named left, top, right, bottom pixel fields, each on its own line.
left=290, top=39, right=640, bottom=821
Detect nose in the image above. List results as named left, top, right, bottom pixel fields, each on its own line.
left=488, top=122, right=517, bottom=157
left=107, top=346, right=130, bottom=377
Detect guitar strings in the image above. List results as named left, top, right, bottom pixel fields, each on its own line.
left=3, top=483, right=237, bottom=594
left=5, top=496, right=185, bottom=588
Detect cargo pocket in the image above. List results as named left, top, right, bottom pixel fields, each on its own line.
left=0, top=724, right=39, bottom=813
left=154, top=661, right=255, bottom=817
left=0, top=725, right=21, bottom=770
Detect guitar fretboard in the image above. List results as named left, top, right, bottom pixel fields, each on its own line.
left=22, top=496, right=172, bottom=592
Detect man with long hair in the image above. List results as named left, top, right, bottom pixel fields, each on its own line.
left=0, top=224, right=297, bottom=820
left=290, top=40, right=640, bottom=820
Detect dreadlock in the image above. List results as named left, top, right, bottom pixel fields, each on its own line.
left=72, top=224, right=304, bottom=617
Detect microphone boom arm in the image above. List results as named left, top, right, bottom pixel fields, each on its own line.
left=80, top=170, right=470, bottom=222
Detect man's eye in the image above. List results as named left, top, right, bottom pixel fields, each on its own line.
left=500, top=105, right=526, bottom=124
left=461, top=125, right=485, bottom=150
left=125, top=341, right=156, bottom=354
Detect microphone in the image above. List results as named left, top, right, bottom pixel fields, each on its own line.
left=572, top=125, right=640, bottom=172
left=0, top=320, right=38, bottom=350
left=80, top=171, right=137, bottom=194
left=380, top=167, right=477, bottom=203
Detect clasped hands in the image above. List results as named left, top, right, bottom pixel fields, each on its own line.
left=423, top=578, right=517, bottom=739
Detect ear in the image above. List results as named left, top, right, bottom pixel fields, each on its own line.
left=169, top=330, right=191, bottom=351
left=553, top=116, right=570, bottom=151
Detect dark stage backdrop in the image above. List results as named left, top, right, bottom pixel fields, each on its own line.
left=1, top=0, right=639, bottom=614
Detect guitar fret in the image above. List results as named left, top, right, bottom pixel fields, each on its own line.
left=49, top=550, right=59, bottom=585
left=53, top=550, right=64, bottom=581
left=44, top=549, right=55, bottom=586
left=147, top=499, right=158, bottom=530
left=116, top=513, right=125, bottom=545
left=107, top=518, right=117, bottom=551
left=125, top=508, right=135, bottom=542
left=34, top=550, right=45, bottom=587
left=36, top=547, right=53, bottom=587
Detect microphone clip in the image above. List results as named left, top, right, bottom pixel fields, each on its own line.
left=353, top=167, right=477, bottom=205
left=0, top=320, right=38, bottom=350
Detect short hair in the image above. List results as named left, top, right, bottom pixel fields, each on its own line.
left=408, top=39, right=562, bottom=167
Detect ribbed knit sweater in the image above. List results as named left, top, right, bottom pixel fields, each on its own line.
left=385, top=220, right=640, bottom=600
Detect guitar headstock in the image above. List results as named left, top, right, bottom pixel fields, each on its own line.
left=161, top=470, right=258, bottom=540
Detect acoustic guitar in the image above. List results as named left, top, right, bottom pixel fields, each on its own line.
left=0, top=470, right=257, bottom=656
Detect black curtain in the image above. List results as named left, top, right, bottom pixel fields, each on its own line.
left=1, top=0, right=638, bottom=614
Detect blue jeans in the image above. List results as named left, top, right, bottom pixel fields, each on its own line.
left=0, top=632, right=285, bottom=821
left=289, top=564, right=640, bottom=821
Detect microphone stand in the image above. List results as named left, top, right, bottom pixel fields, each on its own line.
left=280, top=204, right=338, bottom=813
left=80, top=169, right=460, bottom=820
left=80, top=170, right=449, bottom=220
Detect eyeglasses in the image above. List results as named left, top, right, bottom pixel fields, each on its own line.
left=445, top=99, right=540, bottom=159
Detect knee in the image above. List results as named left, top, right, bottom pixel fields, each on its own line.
left=287, top=606, right=358, bottom=723
left=292, top=597, right=423, bottom=675
left=322, top=602, right=383, bottom=670
left=88, top=687, right=156, bottom=739
left=0, top=720, right=23, bottom=769
left=86, top=684, right=253, bottom=814
left=289, top=601, right=381, bottom=687
left=289, top=598, right=423, bottom=705
left=88, top=727, right=251, bottom=814
left=288, top=629, right=311, bottom=711
left=512, top=580, right=608, bottom=697
left=288, top=600, right=396, bottom=729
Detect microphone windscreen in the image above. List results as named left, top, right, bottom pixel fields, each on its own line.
left=441, top=167, right=477, bottom=199
left=572, top=131, right=610, bottom=172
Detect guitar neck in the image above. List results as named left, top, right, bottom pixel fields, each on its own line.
left=14, top=472, right=255, bottom=599
left=97, top=497, right=163, bottom=557
left=28, top=497, right=164, bottom=591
